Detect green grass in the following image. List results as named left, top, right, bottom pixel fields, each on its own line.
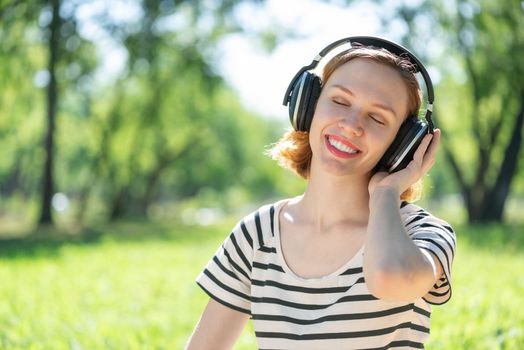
left=0, top=220, right=523, bottom=349
left=428, top=223, right=524, bottom=349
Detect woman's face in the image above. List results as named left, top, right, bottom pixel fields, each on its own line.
left=309, top=58, right=409, bottom=177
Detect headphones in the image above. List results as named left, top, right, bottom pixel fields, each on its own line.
left=282, top=36, right=435, bottom=173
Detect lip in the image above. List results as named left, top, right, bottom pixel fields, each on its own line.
left=324, top=134, right=362, bottom=159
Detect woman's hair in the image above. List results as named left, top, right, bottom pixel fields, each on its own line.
left=268, top=46, right=424, bottom=202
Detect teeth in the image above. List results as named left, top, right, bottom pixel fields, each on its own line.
left=329, top=137, right=358, bottom=154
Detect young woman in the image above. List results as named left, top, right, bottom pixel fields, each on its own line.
left=185, top=37, right=456, bottom=350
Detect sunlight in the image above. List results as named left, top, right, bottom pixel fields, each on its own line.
left=216, top=0, right=399, bottom=119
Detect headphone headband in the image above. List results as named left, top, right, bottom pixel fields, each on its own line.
left=283, top=36, right=435, bottom=131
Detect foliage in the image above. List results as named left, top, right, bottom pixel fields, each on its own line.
left=0, top=0, right=306, bottom=226
left=431, top=0, right=524, bottom=223
left=0, top=220, right=523, bottom=349
left=368, top=0, right=524, bottom=222
left=2, top=0, right=522, bottom=226
left=0, top=1, right=47, bottom=202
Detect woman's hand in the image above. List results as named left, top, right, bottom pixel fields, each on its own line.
left=368, top=129, right=441, bottom=197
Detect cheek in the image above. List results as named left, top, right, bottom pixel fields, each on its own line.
left=312, top=94, right=339, bottom=120
left=308, top=122, right=323, bottom=153
left=309, top=101, right=332, bottom=135
left=367, top=126, right=399, bottom=155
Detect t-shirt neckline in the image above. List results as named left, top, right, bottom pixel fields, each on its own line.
left=272, top=197, right=365, bottom=283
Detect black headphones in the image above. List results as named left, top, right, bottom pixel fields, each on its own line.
left=282, top=36, right=435, bottom=173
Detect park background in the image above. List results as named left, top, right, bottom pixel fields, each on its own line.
left=0, top=0, right=523, bottom=349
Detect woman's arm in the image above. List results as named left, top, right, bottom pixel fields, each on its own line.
left=185, top=298, right=250, bottom=350
left=364, top=130, right=443, bottom=301
left=364, top=186, right=442, bottom=301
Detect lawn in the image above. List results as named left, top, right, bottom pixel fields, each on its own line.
left=0, top=219, right=523, bottom=349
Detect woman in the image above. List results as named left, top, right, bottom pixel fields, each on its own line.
left=186, top=37, right=456, bottom=350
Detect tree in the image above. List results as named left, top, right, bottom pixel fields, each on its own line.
left=368, top=0, right=524, bottom=223
left=440, top=0, right=523, bottom=222
left=38, top=0, right=98, bottom=225
left=0, top=0, right=295, bottom=226
left=67, top=0, right=279, bottom=222
left=38, top=0, right=61, bottom=224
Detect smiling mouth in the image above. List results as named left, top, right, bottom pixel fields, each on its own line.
left=326, top=135, right=361, bottom=156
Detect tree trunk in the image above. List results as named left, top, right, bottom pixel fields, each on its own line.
left=480, top=92, right=524, bottom=221
left=38, top=0, right=60, bottom=225
left=141, top=165, right=164, bottom=216
left=139, top=143, right=194, bottom=215
left=109, top=187, right=128, bottom=221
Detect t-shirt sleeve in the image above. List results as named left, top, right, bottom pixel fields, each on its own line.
left=196, top=217, right=254, bottom=315
left=403, top=204, right=457, bottom=305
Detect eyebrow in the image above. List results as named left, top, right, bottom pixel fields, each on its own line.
left=331, top=84, right=398, bottom=118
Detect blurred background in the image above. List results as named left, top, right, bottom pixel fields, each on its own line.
left=0, top=0, right=523, bottom=349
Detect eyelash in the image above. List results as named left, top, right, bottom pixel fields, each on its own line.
left=369, top=114, right=385, bottom=125
left=333, top=99, right=349, bottom=107
left=333, top=99, right=385, bottom=126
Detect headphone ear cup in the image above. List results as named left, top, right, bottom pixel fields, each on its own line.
left=287, top=75, right=303, bottom=130
left=288, top=72, right=321, bottom=131
left=300, top=75, right=321, bottom=132
left=377, top=117, right=429, bottom=173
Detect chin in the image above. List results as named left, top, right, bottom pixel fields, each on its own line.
left=316, top=160, right=358, bottom=178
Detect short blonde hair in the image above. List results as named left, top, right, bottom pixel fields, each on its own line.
left=268, top=46, right=424, bottom=202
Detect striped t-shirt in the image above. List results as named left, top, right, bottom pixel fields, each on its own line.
left=197, top=199, right=456, bottom=349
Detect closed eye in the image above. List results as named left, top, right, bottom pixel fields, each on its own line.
left=369, top=114, right=385, bottom=125
left=333, top=99, right=349, bottom=107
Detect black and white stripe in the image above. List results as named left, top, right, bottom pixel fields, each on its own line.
left=197, top=199, right=456, bottom=349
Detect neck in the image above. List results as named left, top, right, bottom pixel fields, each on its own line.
left=297, top=169, right=371, bottom=230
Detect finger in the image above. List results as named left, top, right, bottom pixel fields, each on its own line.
left=413, top=132, right=434, bottom=164
left=426, top=129, right=441, bottom=157
left=408, top=130, right=440, bottom=175
left=421, top=129, right=441, bottom=171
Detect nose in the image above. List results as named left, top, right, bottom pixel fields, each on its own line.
left=338, top=111, right=364, bottom=137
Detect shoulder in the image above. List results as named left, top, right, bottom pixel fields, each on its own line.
left=400, top=201, right=457, bottom=268
left=400, top=201, right=457, bottom=258
left=400, top=201, right=455, bottom=237
left=400, top=202, right=457, bottom=304
left=231, top=199, right=287, bottom=251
